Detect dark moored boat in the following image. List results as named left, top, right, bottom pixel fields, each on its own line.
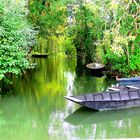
left=86, top=63, right=105, bottom=70
left=116, top=76, right=140, bottom=82
left=32, top=54, right=48, bottom=58
left=65, top=89, right=140, bottom=111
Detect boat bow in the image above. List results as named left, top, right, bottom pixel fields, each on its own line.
left=64, top=96, right=83, bottom=103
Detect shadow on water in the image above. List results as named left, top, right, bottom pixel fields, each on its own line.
left=65, top=107, right=140, bottom=126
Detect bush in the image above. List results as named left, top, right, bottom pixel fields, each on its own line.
left=0, top=0, right=36, bottom=80
left=97, top=1, right=140, bottom=76
left=62, top=38, right=77, bottom=56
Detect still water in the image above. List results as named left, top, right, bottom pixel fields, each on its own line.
left=1, top=56, right=140, bottom=140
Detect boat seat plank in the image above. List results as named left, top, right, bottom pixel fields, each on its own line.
left=108, top=87, right=121, bottom=91
left=126, top=85, right=140, bottom=89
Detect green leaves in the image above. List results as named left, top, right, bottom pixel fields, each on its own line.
left=0, top=0, right=36, bottom=81
left=0, top=74, right=4, bottom=80
left=29, top=1, right=66, bottom=34
left=94, top=1, right=140, bottom=76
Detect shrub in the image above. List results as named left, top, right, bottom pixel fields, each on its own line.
left=0, top=0, right=36, bottom=80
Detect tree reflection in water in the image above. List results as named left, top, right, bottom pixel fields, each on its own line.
left=0, top=56, right=140, bottom=140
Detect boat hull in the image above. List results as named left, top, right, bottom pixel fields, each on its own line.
left=116, top=76, right=140, bottom=82
left=82, top=99, right=140, bottom=111
left=86, top=63, right=105, bottom=70
left=65, top=89, right=140, bottom=111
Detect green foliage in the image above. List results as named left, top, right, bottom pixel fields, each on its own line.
left=62, top=38, right=76, bottom=56
left=0, top=0, right=36, bottom=80
left=29, top=0, right=66, bottom=34
left=71, top=1, right=105, bottom=62
left=99, top=1, right=140, bottom=75
left=28, top=0, right=139, bottom=75
left=29, top=0, right=73, bottom=55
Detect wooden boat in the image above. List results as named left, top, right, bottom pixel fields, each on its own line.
left=107, top=86, right=127, bottom=91
left=65, top=89, right=140, bottom=111
left=86, top=63, right=105, bottom=70
left=32, top=54, right=48, bottom=58
left=107, top=85, right=140, bottom=91
left=118, top=81, right=140, bottom=86
left=116, top=76, right=140, bottom=82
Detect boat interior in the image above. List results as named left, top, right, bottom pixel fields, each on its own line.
left=73, top=89, right=140, bottom=102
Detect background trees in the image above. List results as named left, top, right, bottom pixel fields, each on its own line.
left=28, top=0, right=73, bottom=55
left=0, top=0, right=139, bottom=80
left=99, top=0, right=140, bottom=75
left=28, top=0, right=139, bottom=76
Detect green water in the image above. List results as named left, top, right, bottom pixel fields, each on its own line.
left=1, top=56, right=140, bottom=140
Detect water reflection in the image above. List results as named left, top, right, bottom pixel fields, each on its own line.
left=0, top=56, right=140, bottom=140
left=65, top=107, right=140, bottom=125
left=64, top=107, right=140, bottom=139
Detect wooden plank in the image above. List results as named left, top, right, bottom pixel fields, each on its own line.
left=108, top=87, right=121, bottom=91
left=126, top=85, right=140, bottom=89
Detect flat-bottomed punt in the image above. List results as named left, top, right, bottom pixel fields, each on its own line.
left=65, top=89, right=140, bottom=111
left=116, top=76, right=140, bottom=82
left=107, top=85, right=140, bottom=91
left=32, top=54, right=48, bottom=58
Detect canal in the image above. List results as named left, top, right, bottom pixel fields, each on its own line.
left=0, top=56, right=140, bottom=140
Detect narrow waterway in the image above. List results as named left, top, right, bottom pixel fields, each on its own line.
left=1, top=56, right=140, bottom=140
